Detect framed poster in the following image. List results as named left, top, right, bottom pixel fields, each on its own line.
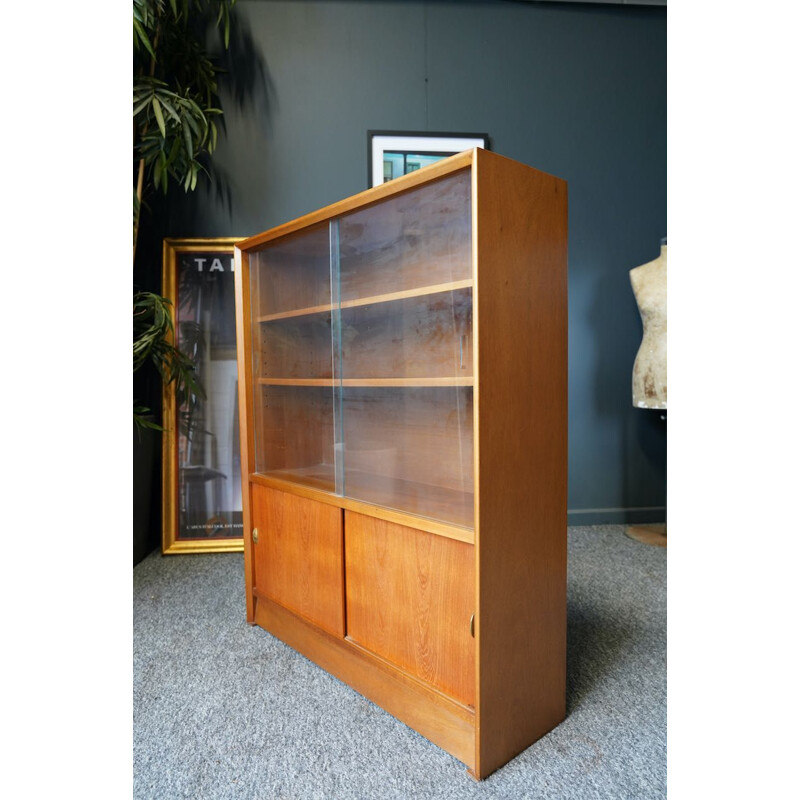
left=161, top=238, right=245, bottom=554
left=368, top=130, right=489, bottom=188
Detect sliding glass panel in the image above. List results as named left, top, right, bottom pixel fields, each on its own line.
left=338, top=169, right=472, bottom=303
left=250, top=223, right=336, bottom=489
left=251, top=222, right=332, bottom=317
left=341, top=386, right=474, bottom=528
left=335, top=171, right=474, bottom=527
left=251, top=385, right=336, bottom=493
left=339, top=288, right=472, bottom=380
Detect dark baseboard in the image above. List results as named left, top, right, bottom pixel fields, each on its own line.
left=567, top=507, right=666, bottom=526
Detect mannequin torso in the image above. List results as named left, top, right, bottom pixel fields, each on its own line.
left=630, top=244, right=667, bottom=409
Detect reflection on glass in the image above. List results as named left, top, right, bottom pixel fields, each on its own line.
left=249, top=170, right=475, bottom=528
left=176, top=251, right=242, bottom=540
left=250, top=223, right=336, bottom=488
left=337, top=171, right=474, bottom=527
left=338, top=169, right=472, bottom=301
left=341, top=386, right=474, bottom=528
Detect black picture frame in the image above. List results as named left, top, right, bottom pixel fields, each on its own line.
left=367, top=130, right=490, bottom=188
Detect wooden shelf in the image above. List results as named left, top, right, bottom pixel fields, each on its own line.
left=258, top=377, right=474, bottom=387
left=257, top=301, right=332, bottom=323
left=255, top=465, right=475, bottom=534
left=346, top=469, right=474, bottom=531
left=256, top=279, right=473, bottom=323
left=258, top=378, right=334, bottom=387
left=343, top=377, right=473, bottom=387
left=259, top=464, right=337, bottom=493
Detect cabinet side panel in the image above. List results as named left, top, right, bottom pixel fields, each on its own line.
left=474, top=151, right=568, bottom=778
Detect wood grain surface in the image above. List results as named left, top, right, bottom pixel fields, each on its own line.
left=234, top=247, right=257, bottom=620
left=472, top=149, right=568, bottom=778
left=253, top=592, right=476, bottom=767
left=344, top=512, right=475, bottom=706
left=249, top=471, right=474, bottom=543
left=251, top=484, right=345, bottom=637
left=256, top=385, right=335, bottom=476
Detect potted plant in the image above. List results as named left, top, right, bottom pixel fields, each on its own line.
left=132, top=0, right=235, bottom=563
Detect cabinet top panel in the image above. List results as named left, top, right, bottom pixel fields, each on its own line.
left=236, top=149, right=564, bottom=254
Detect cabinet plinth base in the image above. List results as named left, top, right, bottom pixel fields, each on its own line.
left=252, top=592, right=476, bottom=769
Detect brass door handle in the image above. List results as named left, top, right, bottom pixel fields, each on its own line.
left=252, top=527, right=259, bottom=544
left=470, top=614, right=475, bottom=637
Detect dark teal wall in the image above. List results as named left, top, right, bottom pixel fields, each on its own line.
left=164, top=0, right=667, bottom=524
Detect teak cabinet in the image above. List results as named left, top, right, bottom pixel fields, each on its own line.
left=233, top=149, right=567, bottom=778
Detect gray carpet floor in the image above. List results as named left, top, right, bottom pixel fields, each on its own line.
left=133, top=525, right=666, bottom=799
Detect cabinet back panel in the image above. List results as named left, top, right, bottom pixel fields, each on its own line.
left=256, top=385, right=334, bottom=479
left=340, top=289, right=472, bottom=380
left=251, top=485, right=345, bottom=637
left=342, top=385, right=473, bottom=496
left=344, top=512, right=475, bottom=706
left=260, top=313, right=333, bottom=380
left=251, top=222, right=331, bottom=316
left=339, top=170, right=471, bottom=302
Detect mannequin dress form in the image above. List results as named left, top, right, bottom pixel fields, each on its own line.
left=631, top=243, right=667, bottom=409
left=626, top=240, right=667, bottom=546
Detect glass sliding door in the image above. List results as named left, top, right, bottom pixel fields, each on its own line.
left=334, top=170, right=475, bottom=528
left=249, top=222, right=337, bottom=492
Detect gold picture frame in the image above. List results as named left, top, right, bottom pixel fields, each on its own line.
left=161, top=238, right=246, bottom=554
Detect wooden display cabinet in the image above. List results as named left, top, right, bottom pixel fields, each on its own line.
left=234, top=149, right=567, bottom=778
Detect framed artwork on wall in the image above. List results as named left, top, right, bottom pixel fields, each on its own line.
left=367, top=130, right=490, bottom=188
left=161, top=237, right=246, bottom=554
